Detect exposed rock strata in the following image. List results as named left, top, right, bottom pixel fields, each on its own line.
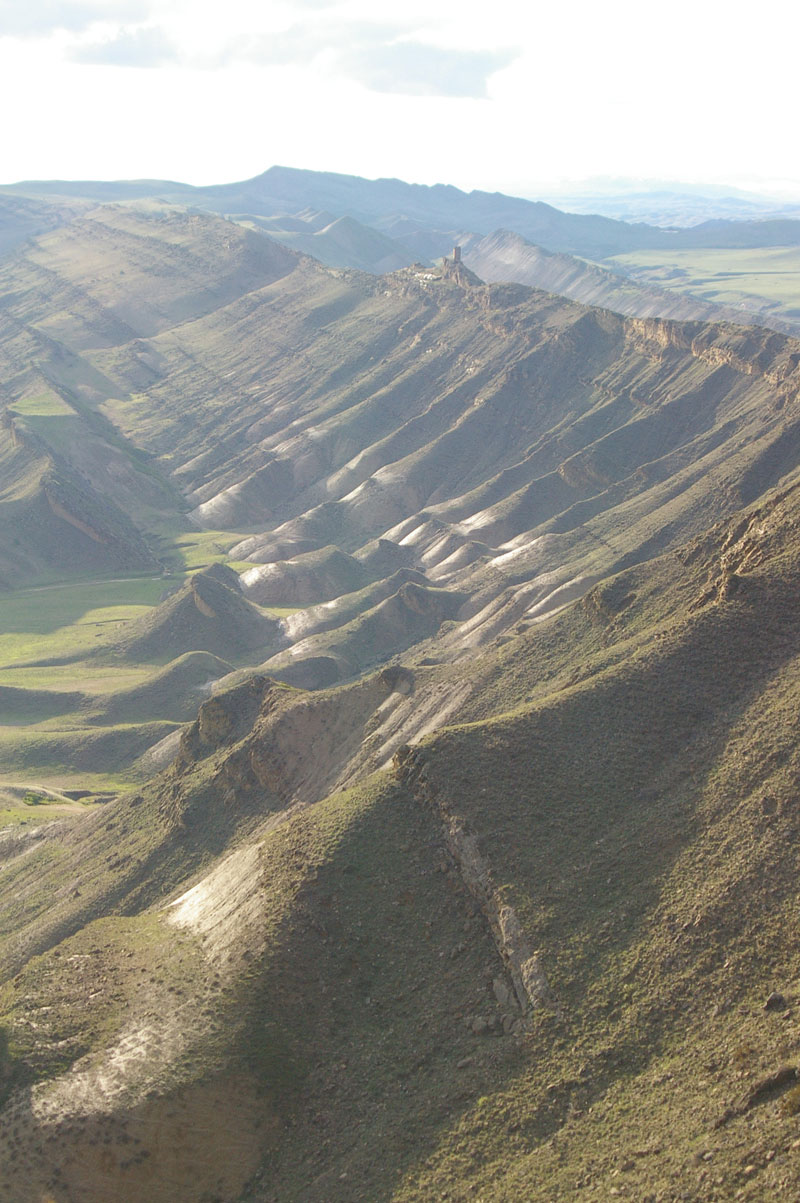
left=394, top=743, right=559, bottom=1018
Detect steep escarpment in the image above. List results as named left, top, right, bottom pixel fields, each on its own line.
left=460, top=228, right=800, bottom=335
left=170, top=662, right=472, bottom=807
left=99, top=244, right=800, bottom=677
left=3, top=206, right=800, bottom=671
left=3, top=207, right=800, bottom=801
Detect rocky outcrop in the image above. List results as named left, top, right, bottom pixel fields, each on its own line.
left=379, top=665, right=414, bottom=695
left=175, top=675, right=277, bottom=766
left=394, top=743, right=559, bottom=1018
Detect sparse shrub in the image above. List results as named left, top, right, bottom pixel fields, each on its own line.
left=732, top=1043, right=755, bottom=1067
left=22, top=791, right=45, bottom=807
left=780, top=1084, right=800, bottom=1116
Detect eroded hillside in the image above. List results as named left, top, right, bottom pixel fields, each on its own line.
left=3, top=207, right=800, bottom=791
left=3, top=206, right=800, bottom=1200
left=3, top=481, right=800, bottom=1199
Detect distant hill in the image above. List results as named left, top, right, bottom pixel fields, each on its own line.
left=5, top=167, right=800, bottom=338
left=459, top=228, right=800, bottom=334
left=239, top=210, right=420, bottom=273
left=9, top=164, right=800, bottom=259
left=543, top=184, right=800, bottom=227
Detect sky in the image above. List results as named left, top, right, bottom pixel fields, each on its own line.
left=1, top=0, right=799, bottom=199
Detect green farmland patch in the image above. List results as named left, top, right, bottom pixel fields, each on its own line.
left=607, top=244, right=800, bottom=320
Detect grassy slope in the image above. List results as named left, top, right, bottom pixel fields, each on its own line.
left=4, top=206, right=800, bottom=1198
left=260, top=483, right=800, bottom=1201
left=0, top=569, right=280, bottom=791
left=2, top=485, right=800, bottom=1200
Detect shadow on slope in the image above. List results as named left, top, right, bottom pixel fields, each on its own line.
left=88, top=650, right=233, bottom=724
left=263, top=580, right=467, bottom=688
left=5, top=486, right=800, bottom=1198
left=116, top=567, right=282, bottom=663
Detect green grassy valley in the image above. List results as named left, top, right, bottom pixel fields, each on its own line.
left=2, top=191, right=800, bottom=1200
left=607, top=245, right=800, bottom=327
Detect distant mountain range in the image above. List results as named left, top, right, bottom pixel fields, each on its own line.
left=7, top=164, right=800, bottom=259
left=539, top=183, right=800, bottom=227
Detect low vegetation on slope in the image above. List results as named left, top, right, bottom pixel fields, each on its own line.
left=608, top=244, right=800, bottom=328
left=3, top=202, right=800, bottom=1200
left=0, top=567, right=276, bottom=793
left=3, top=483, right=800, bottom=1199
left=117, top=568, right=281, bottom=663
left=3, top=205, right=799, bottom=788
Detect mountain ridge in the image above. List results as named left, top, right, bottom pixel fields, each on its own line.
left=8, top=164, right=800, bottom=259
left=459, top=228, right=800, bottom=335
left=2, top=201, right=800, bottom=1200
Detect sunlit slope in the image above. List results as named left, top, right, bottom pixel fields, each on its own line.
left=90, top=256, right=800, bottom=678
left=460, top=228, right=800, bottom=335
left=0, top=207, right=299, bottom=586
left=0, top=194, right=88, bottom=259
left=2, top=207, right=800, bottom=792
left=3, top=482, right=800, bottom=1198
left=3, top=206, right=800, bottom=684
left=5, top=198, right=800, bottom=1201
left=4, top=205, right=298, bottom=346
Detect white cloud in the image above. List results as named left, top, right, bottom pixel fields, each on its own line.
left=228, top=22, right=516, bottom=97
left=336, top=41, right=513, bottom=99
left=0, top=0, right=145, bottom=36
left=0, top=0, right=798, bottom=197
left=71, top=25, right=178, bottom=66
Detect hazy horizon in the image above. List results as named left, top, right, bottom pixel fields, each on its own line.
left=2, top=0, right=798, bottom=202
left=4, top=163, right=800, bottom=207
